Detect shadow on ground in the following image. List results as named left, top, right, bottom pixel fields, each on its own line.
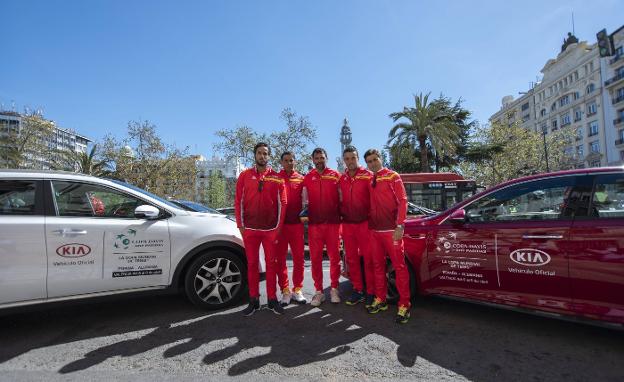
left=0, top=283, right=623, bottom=381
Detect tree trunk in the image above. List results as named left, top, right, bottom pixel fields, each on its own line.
left=419, top=136, right=429, bottom=172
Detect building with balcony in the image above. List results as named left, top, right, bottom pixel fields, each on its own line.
left=490, top=26, right=624, bottom=167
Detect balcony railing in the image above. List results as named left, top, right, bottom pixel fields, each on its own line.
left=605, top=72, right=624, bottom=87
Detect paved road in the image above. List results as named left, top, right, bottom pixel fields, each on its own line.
left=0, top=262, right=623, bottom=381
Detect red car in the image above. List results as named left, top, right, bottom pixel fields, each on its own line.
left=399, top=167, right=624, bottom=327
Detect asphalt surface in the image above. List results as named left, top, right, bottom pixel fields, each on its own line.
left=0, top=262, right=623, bottom=382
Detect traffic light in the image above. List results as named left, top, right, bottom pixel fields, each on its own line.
left=596, top=29, right=614, bottom=57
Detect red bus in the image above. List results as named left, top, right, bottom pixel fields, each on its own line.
left=400, top=173, right=478, bottom=212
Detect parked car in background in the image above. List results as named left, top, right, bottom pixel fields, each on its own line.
left=391, top=167, right=624, bottom=327
left=0, top=170, right=264, bottom=312
left=170, top=199, right=223, bottom=215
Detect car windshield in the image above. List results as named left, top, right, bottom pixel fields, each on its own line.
left=408, top=202, right=438, bottom=216
left=109, top=179, right=182, bottom=210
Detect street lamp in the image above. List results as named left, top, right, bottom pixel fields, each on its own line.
left=541, top=126, right=550, bottom=172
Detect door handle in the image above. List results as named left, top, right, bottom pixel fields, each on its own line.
left=53, top=229, right=88, bottom=236
left=522, top=234, right=563, bottom=239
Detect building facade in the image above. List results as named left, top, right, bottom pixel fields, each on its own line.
left=490, top=26, right=624, bottom=168
left=0, top=110, right=91, bottom=169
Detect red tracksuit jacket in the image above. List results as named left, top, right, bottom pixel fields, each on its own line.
left=339, top=167, right=372, bottom=223
left=235, top=167, right=287, bottom=230
left=368, top=167, right=407, bottom=231
left=303, top=167, right=341, bottom=225
left=278, top=169, right=304, bottom=225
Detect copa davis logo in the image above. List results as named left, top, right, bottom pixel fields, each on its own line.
left=114, top=228, right=137, bottom=250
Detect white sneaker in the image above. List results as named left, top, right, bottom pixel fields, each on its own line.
left=292, top=289, right=307, bottom=304
left=281, top=290, right=292, bottom=306
left=310, top=291, right=325, bottom=307
left=330, top=288, right=341, bottom=304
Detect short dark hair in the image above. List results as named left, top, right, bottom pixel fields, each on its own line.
left=254, top=142, right=270, bottom=155
left=342, top=146, right=358, bottom=157
left=280, top=151, right=295, bottom=160
left=311, top=147, right=328, bottom=158
left=363, top=148, right=381, bottom=161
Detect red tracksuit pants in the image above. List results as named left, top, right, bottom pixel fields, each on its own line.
left=342, top=221, right=375, bottom=295
left=370, top=230, right=411, bottom=307
left=275, top=223, right=305, bottom=292
left=242, top=229, right=278, bottom=300
left=308, top=223, right=341, bottom=291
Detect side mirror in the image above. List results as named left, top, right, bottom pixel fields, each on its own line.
left=448, top=209, right=466, bottom=224
left=135, top=205, right=160, bottom=220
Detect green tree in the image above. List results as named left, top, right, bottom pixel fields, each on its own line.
left=388, top=93, right=462, bottom=172
left=213, top=107, right=317, bottom=172
left=458, top=121, right=576, bottom=187
left=50, top=144, right=112, bottom=176
left=204, top=171, right=227, bottom=209
left=0, top=111, right=55, bottom=169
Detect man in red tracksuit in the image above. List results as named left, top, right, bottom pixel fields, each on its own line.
left=235, top=142, right=287, bottom=316
left=339, top=146, right=376, bottom=308
left=303, top=147, right=342, bottom=306
left=275, top=151, right=307, bottom=305
left=363, top=148, right=411, bottom=324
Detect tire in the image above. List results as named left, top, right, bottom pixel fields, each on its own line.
left=386, top=259, right=418, bottom=305
left=184, top=250, right=247, bottom=310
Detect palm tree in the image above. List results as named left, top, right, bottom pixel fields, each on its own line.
left=388, top=93, right=461, bottom=172
left=51, top=144, right=112, bottom=177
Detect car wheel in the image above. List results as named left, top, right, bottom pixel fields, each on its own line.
left=386, top=259, right=417, bottom=304
left=184, top=250, right=247, bottom=310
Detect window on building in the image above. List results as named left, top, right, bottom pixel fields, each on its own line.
left=587, top=102, right=597, bottom=115
left=577, top=145, right=584, bottom=157
left=590, top=62, right=594, bottom=72
left=576, top=127, right=584, bottom=140
left=522, top=114, right=530, bottom=122
left=551, top=119, right=558, bottom=129
left=521, top=102, right=529, bottom=111
left=620, top=151, right=624, bottom=161
left=573, top=91, right=581, bottom=100
left=590, top=160, right=601, bottom=168
left=590, top=141, right=600, bottom=153
left=559, top=95, right=570, bottom=107
left=562, top=113, right=571, bottom=126
left=588, top=121, right=599, bottom=136
left=586, top=83, right=595, bottom=94
left=540, top=108, right=547, bottom=117
left=551, top=102, right=557, bottom=111
left=574, top=107, right=582, bottom=121
left=574, top=71, right=579, bottom=81
left=617, top=87, right=624, bottom=99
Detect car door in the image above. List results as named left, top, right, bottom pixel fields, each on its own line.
left=569, top=172, right=624, bottom=323
left=45, top=179, right=171, bottom=298
left=0, top=179, right=46, bottom=304
left=428, top=176, right=578, bottom=312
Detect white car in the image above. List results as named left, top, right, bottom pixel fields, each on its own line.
left=0, top=170, right=262, bottom=310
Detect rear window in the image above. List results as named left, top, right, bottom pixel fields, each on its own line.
left=0, top=180, right=38, bottom=215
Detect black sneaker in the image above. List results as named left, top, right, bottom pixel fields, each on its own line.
left=345, top=291, right=365, bottom=306
left=242, top=298, right=260, bottom=316
left=366, top=297, right=388, bottom=314
left=364, top=293, right=375, bottom=308
left=267, top=299, right=285, bottom=315
left=395, top=305, right=411, bottom=324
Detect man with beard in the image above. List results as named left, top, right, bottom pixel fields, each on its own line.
left=364, top=148, right=411, bottom=324
left=302, top=147, right=342, bottom=306
left=275, top=151, right=307, bottom=305
left=339, top=146, right=375, bottom=308
left=235, top=142, right=287, bottom=316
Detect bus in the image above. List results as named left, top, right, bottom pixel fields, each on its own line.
left=400, top=172, right=478, bottom=212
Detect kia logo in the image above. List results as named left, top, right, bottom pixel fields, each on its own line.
left=509, top=248, right=551, bottom=267
left=56, top=243, right=91, bottom=258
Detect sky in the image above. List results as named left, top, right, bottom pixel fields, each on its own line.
left=1, top=0, right=623, bottom=167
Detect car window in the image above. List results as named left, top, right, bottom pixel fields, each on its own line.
left=590, top=174, right=624, bottom=219
left=51, top=181, right=153, bottom=218
left=463, top=176, right=581, bottom=223
left=0, top=180, right=37, bottom=215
